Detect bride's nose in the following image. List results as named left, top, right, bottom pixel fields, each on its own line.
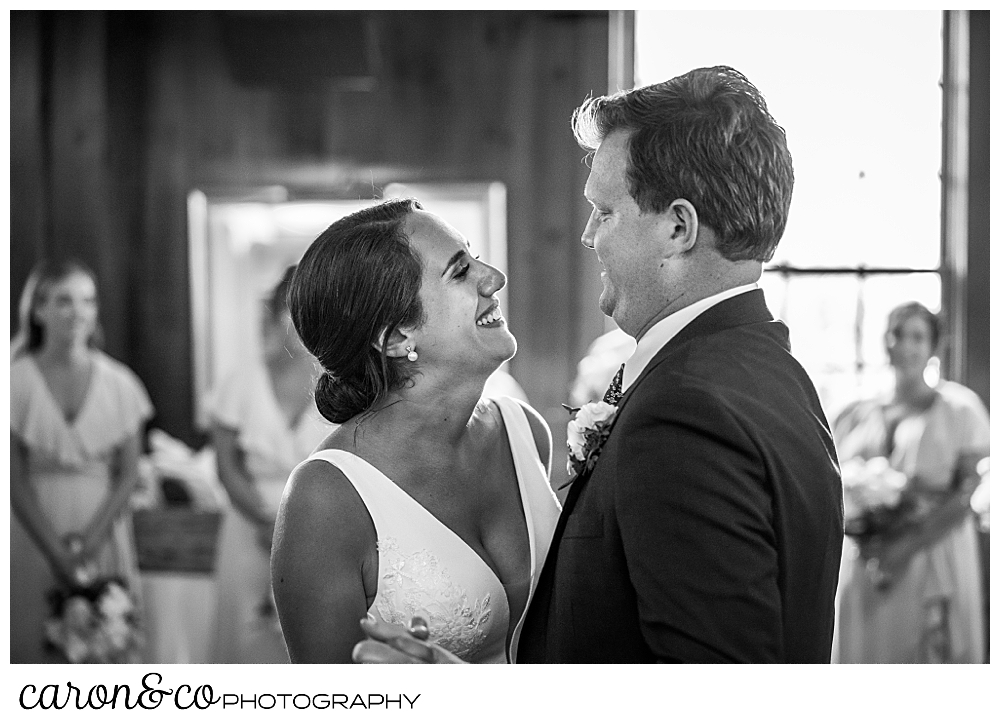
left=479, top=263, right=506, bottom=297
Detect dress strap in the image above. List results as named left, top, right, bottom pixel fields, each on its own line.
left=491, top=397, right=542, bottom=469
left=490, top=396, right=561, bottom=663
left=300, top=449, right=403, bottom=543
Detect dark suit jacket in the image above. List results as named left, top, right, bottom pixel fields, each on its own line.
left=518, top=290, right=844, bottom=663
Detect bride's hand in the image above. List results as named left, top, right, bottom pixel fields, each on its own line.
left=352, top=616, right=467, bottom=664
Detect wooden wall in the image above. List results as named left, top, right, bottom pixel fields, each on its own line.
left=964, top=11, right=990, bottom=408
left=10, top=10, right=609, bottom=481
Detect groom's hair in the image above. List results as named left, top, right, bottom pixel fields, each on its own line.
left=572, top=65, right=794, bottom=263
left=289, top=198, right=426, bottom=424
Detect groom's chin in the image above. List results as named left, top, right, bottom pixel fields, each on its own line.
left=598, top=294, right=616, bottom=323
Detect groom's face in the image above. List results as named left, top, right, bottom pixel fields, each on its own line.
left=581, top=130, right=671, bottom=338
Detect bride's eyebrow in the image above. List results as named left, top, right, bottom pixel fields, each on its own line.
left=441, top=249, right=467, bottom=277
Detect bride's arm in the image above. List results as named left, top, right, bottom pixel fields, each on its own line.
left=271, top=458, right=375, bottom=663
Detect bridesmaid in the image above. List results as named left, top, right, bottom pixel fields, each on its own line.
left=833, top=302, right=990, bottom=663
left=207, top=266, right=332, bottom=663
left=10, top=258, right=153, bottom=663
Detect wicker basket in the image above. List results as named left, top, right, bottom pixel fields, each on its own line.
left=132, top=508, right=222, bottom=574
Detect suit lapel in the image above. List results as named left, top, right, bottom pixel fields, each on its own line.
left=615, top=289, right=775, bottom=413
left=560, top=290, right=774, bottom=512
left=523, top=289, right=779, bottom=656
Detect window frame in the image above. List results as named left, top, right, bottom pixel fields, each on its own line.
left=617, top=9, right=970, bottom=392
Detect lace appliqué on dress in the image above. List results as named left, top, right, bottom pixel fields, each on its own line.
left=375, top=537, right=492, bottom=660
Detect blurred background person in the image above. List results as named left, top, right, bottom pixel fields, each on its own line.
left=568, top=327, right=636, bottom=408
left=206, top=265, right=333, bottom=664
left=482, top=366, right=529, bottom=403
left=833, top=302, right=990, bottom=663
left=10, top=259, right=154, bottom=663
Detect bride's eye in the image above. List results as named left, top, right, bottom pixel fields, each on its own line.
left=455, top=263, right=470, bottom=279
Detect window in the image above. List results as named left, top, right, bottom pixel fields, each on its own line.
left=634, top=10, right=944, bottom=416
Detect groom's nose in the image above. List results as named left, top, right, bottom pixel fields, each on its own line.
left=581, top=213, right=598, bottom=249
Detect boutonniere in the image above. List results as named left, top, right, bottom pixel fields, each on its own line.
left=560, top=400, right=618, bottom=490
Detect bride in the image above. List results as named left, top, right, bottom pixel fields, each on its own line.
left=271, top=198, right=561, bottom=663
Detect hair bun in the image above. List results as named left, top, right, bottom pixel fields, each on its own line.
left=289, top=199, right=425, bottom=423
left=314, top=368, right=374, bottom=424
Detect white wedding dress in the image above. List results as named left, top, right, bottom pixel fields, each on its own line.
left=303, top=397, right=560, bottom=663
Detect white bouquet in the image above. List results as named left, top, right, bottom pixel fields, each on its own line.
left=841, top=456, right=915, bottom=539
left=44, top=578, right=143, bottom=663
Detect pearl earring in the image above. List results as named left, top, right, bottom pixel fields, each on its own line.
left=406, top=345, right=418, bottom=362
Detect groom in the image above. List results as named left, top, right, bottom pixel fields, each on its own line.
left=357, top=66, right=844, bottom=663
left=516, top=66, right=844, bottom=663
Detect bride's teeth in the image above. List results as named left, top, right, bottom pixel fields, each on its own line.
left=477, top=307, right=502, bottom=326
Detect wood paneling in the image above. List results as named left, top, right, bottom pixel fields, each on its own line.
left=10, top=12, right=48, bottom=329
left=47, top=13, right=122, bottom=357
left=10, top=10, right=610, bottom=447
left=966, top=11, right=989, bottom=408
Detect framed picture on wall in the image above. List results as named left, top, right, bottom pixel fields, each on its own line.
left=187, top=181, right=508, bottom=431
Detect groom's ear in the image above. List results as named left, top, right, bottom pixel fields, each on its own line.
left=372, top=326, right=414, bottom=359
left=662, top=199, right=700, bottom=256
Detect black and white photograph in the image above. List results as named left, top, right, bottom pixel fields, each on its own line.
left=7, top=5, right=992, bottom=721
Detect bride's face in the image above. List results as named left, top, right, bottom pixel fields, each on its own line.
left=403, top=210, right=516, bottom=373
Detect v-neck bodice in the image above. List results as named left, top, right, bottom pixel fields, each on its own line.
left=30, top=354, right=97, bottom=426
left=302, top=396, right=560, bottom=664
left=10, top=351, right=153, bottom=471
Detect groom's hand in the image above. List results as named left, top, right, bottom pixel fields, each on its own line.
left=352, top=616, right=466, bottom=664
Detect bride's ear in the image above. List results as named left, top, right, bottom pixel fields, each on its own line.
left=372, top=326, right=415, bottom=359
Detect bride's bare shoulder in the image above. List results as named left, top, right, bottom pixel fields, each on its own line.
left=279, top=450, right=372, bottom=543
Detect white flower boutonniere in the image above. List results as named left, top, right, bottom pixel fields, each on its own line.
left=561, top=400, right=618, bottom=489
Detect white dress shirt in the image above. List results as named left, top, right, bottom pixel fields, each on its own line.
left=621, top=283, right=760, bottom=393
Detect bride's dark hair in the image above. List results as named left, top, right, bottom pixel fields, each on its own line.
left=288, top=198, right=426, bottom=424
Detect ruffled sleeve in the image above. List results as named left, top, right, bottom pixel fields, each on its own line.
left=10, top=356, right=46, bottom=445
left=205, top=364, right=295, bottom=469
left=10, top=352, right=153, bottom=467
left=939, top=381, right=990, bottom=452
left=205, top=364, right=329, bottom=475
left=74, top=352, right=154, bottom=459
left=204, top=364, right=256, bottom=433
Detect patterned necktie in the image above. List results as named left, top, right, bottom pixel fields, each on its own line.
left=603, top=363, right=625, bottom=406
